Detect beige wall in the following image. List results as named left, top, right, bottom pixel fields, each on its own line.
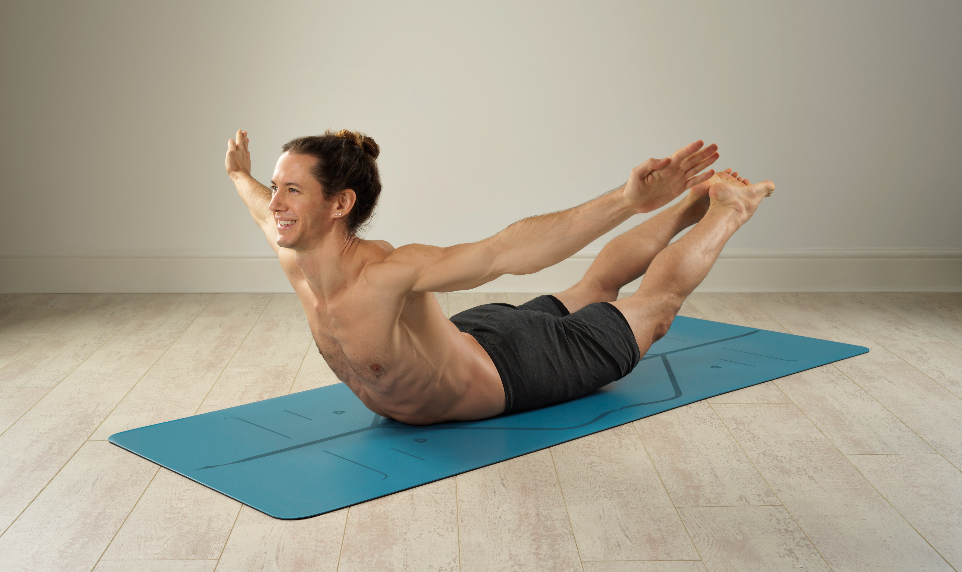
left=1, top=0, right=960, bottom=291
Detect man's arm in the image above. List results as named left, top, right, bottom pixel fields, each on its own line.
left=225, top=129, right=280, bottom=252
left=374, top=140, right=720, bottom=294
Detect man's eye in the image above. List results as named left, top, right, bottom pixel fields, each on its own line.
left=270, top=186, right=278, bottom=194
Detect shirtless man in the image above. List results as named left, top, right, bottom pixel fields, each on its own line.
left=225, top=129, right=773, bottom=425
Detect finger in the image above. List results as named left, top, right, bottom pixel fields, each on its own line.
left=671, top=140, right=704, bottom=163
left=680, top=143, right=718, bottom=170
left=684, top=168, right=715, bottom=190
left=685, top=152, right=720, bottom=179
left=228, top=139, right=236, bottom=150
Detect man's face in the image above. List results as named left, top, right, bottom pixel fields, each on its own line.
left=269, top=152, right=333, bottom=250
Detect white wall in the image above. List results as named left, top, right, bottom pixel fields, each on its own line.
left=1, top=0, right=960, bottom=292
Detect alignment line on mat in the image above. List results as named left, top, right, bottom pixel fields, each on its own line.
left=324, top=450, right=388, bottom=479
left=226, top=417, right=291, bottom=439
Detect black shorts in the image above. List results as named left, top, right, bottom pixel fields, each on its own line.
left=450, top=295, right=641, bottom=414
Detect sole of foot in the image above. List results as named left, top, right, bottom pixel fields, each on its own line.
left=708, top=171, right=775, bottom=224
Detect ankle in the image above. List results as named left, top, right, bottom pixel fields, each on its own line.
left=706, top=202, right=748, bottom=229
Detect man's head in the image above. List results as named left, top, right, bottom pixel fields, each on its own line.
left=269, top=130, right=382, bottom=249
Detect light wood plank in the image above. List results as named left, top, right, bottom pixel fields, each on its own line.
left=195, top=294, right=311, bottom=414
left=0, top=349, right=163, bottom=528
left=457, top=450, right=582, bottom=572
left=94, top=561, right=217, bottom=572
left=931, top=292, right=962, bottom=313
left=0, top=293, right=92, bottom=336
left=679, top=506, right=830, bottom=572
left=214, top=505, right=347, bottom=572
left=102, top=469, right=241, bottom=560
left=224, top=294, right=312, bottom=370
left=0, top=333, right=46, bottom=370
left=99, top=293, right=212, bottom=351
left=744, top=293, right=880, bottom=349
left=863, top=292, right=962, bottom=347
left=775, top=364, right=933, bottom=454
left=582, top=562, right=707, bottom=572
left=0, top=387, right=48, bottom=434
left=0, top=294, right=153, bottom=388
left=635, top=401, right=778, bottom=507
left=834, top=348, right=962, bottom=469
left=92, top=295, right=271, bottom=439
left=714, top=403, right=951, bottom=572
left=847, top=454, right=962, bottom=570
left=705, top=382, right=790, bottom=404
left=196, top=366, right=300, bottom=415
left=339, top=479, right=459, bottom=572
left=552, top=425, right=699, bottom=560
left=885, top=339, right=962, bottom=399
left=0, top=441, right=158, bottom=572
left=807, top=293, right=943, bottom=344
left=686, top=293, right=789, bottom=333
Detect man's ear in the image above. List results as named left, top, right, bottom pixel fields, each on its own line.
left=336, top=189, right=357, bottom=215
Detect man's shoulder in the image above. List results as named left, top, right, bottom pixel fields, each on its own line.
left=372, top=239, right=395, bottom=252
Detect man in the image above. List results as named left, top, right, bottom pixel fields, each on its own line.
left=225, top=129, right=773, bottom=425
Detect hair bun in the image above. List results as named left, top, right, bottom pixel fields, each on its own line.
left=331, top=129, right=380, bottom=159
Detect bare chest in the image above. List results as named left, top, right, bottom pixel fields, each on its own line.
left=303, top=297, right=400, bottom=390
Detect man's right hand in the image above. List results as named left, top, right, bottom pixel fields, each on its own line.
left=226, top=129, right=252, bottom=179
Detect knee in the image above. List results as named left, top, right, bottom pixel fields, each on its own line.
left=649, top=294, right=682, bottom=343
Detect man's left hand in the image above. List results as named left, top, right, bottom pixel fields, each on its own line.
left=623, top=140, right=719, bottom=213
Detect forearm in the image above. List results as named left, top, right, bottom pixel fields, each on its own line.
left=230, top=171, right=272, bottom=227
left=491, top=185, right=636, bottom=275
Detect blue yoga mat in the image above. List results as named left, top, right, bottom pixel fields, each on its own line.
left=110, top=316, right=867, bottom=519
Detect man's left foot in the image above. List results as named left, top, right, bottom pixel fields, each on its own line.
left=680, top=168, right=751, bottom=222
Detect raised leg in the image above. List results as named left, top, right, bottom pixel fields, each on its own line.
left=555, top=169, right=750, bottom=313
left=611, top=173, right=774, bottom=353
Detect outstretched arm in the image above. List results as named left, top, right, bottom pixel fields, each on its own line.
left=225, top=129, right=280, bottom=252
left=374, top=140, right=719, bottom=293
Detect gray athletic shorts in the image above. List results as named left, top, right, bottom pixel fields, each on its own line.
left=449, top=295, right=641, bottom=414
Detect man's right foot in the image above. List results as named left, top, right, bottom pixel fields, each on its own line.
left=707, top=171, right=775, bottom=225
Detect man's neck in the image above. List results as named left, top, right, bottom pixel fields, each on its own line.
left=293, top=232, right=364, bottom=303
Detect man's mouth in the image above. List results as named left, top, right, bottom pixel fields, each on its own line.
left=277, top=219, right=296, bottom=229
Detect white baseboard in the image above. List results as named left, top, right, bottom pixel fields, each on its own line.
left=1, top=249, right=960, bottom=293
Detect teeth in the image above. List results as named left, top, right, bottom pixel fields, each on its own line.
left=278, top=220, right=295, bottom=227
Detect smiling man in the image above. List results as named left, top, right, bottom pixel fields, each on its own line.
left=225, top=129, right=773, bottom=425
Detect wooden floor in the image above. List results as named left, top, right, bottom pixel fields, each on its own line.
left=0, top=292, right=960, bottom=571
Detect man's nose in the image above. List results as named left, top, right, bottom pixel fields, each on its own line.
left=268, top=191, right=283, bottom=212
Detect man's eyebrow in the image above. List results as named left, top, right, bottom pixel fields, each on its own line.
left=269, top=181, right=300, bottom=187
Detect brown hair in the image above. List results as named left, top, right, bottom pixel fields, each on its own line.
left=281, top=129, right=381, bottom=235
